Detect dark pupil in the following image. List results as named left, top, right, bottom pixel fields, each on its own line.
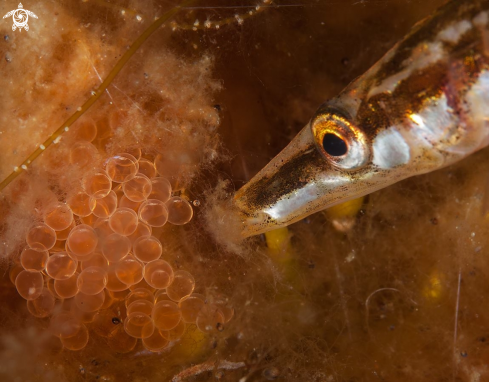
left=322, top=133, right=347, bottom=156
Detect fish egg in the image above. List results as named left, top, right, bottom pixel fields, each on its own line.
left=166, top=197, right=193, bottom=225
left=26, top=224, right=56, bottom=251
left=119, top=195, right=141, bottom=212
left=165, top=318, right=186, bottom=341
left=114, top=255, right=144, bottom=286
left=138, top=199, right=168, bottom=227
left=123, top=173, right=152, bottom=202
left=143, top=259, right=174, bottom=289
left=109, top=208, right=138, bottom=236
left=152, top=300, right=182, bottom=331
left=166, top=270, right=195, bottom=302
left=101, top=233, right=131, bottom=262
left=20, top=247, right=49, bottom=271
left=179, top=294, right=206, bottom=324
left=132, top=235, right=162, bottom=263
left=15, top=270, right=44, bottom=300
left=49, top=312, right=82, bottom=338
left=67, top=191, right=96, bottom=217
left=124, top=312, right=155, bottom=339
left=105, top=153, right=139, bottom=183
left=67, top=224, right=98, bottom=257
left=54, top=272, right=79, bottom=299
left=44, top=203, right=74, bottom=231
left=77, top=266, right=108, bottom=295
left=69, top=141, right=98, bottom=168
left=46, top=252, right=78, bottom=280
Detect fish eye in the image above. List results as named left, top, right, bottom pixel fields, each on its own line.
left=311, top=110, right=369, bottom=170
left=322, top=133, right=348, bottom=157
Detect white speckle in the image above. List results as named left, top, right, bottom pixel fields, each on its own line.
left=136, top=15, right=142, bottom=22
left=204, top=20, right=211, bottom=28
left=54, top=136, right=62, bottom=144
left=409, top=114, right=424, bottom=126
left=13, top=166, right=19, bottom=171
left=21, top=164, right=27, bottom=170
left=473, top=12, right=488, bottom=27
left=437, top=19, right=472, bottom=43
left=77, top=107, right=82, bottom=111
left=372, top=128, right=410, bottom=169
left=64, top=126, right=69, bottom=131
left=235, top=14, right=244, bottom=25
left=193, top=19, right=199, bottom=27
left=40, top=144, right=45, bottom=150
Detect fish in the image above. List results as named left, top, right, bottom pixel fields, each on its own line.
left=234, top=0, right=489, bottom=237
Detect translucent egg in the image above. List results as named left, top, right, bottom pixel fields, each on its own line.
left=60, top=324, right=89, bottom=351
left=123, top=173, right=152, bottom=202
left=152, top=300, right=182, bottom=331
left=138, top=158, right=157, bottom=178
left=148, top=177, right=172, bottom=203
left=72, top=307, right=98, bottom=324
left=49, top=312, right=82, bottom=338
left=44, top=203, right=74, bottom=231
left=55, top=220, right=76, bottom=241
left=105, top=153, right=139, bottom=183
left=109, top=208, right=138, bottom=236
left=125, top=288, right=154, bottom=308
left=132, top=235, right=162, bottom=263
left=77, top=266, right=108, bottom=295
left=196, top=304, right=225, bottom=333
left=67, top=191, right=96, bottom=217
left=143, top=259, right=174, bottom=289
left=54, top=272, right=79, bottom=298
left=114, top=255, right=144, bottom=286
left=179, top=294, right=206, bottom=324
left=67, top=224, right=98, bottom=257
left=129, top=279, right=156, bottom=293
left=124, top=312, right=155, bottom=339
left=26, top=224, right=56, bottom=251
left=82, top=170, right=112, bottom=199
left=74, top=290, right=106, bottom=312
left=127, top=299, right=154, bottom=316
left=20, top=247, right=49, bottom=271
left=26, top=289, right=56, bottom=318
left=80, top=252, right=108, bottom=270
left=166, top=270, right=195, bottom=302
left=166, top=197, right=193, bottom=225
left=69, top=141, right=98, bottom=168
left=46, top=252, right=78, bottom=280
left=119, top=195, right=141, bottom=212
left=138, top=199, right=168, bottom=227
left=142, top=329, right=170, bottom=352
left=73, top=119, right=97, bottom=142
left=91, top=190, right=118, bottom=218
left=101, top=233, right=131, bottom=262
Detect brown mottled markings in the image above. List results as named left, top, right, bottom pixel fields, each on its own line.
left=239, top=147, right=324, bottom=213
left=372, top=0, right=489, bottom=87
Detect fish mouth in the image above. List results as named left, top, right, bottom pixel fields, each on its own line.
left=233, top=124, right=336, bottom=237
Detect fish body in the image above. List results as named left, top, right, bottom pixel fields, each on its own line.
left=234, top=0, right=489, bottom=237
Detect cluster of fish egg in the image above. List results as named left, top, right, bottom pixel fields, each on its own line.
left=11, top=150, right=233, bottom=352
